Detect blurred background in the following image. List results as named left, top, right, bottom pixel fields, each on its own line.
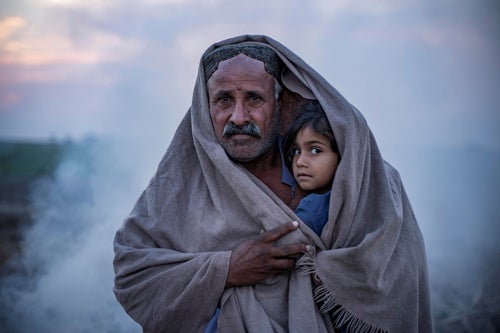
left=0, top=1, right=499, bottom=332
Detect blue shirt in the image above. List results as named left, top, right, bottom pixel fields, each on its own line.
left=294, top=191, right=331, bottom=236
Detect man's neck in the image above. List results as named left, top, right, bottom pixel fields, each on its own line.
left=239, top=144, right=305, bottom=210
left=240, top=145, right=281, bottom=178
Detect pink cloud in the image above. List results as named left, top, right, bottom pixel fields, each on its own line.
left=0, top=15, right=142, bottom=84
left=0, top=16, right=26, bottom=39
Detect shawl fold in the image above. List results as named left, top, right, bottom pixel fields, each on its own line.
left=113, top=34, right=432, bottom=333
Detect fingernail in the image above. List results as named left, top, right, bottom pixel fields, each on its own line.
left=306, top=245, right=311, bottom=251
left=292, top=221, right=299, bottom=228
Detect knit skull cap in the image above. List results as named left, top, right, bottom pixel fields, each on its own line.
left=202, top=42, right=283, bottom=82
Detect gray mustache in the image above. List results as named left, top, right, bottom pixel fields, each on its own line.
left=222, top=122, right=261, bottom=138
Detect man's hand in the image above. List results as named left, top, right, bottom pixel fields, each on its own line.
left=225, top=221, right=309, bottom=288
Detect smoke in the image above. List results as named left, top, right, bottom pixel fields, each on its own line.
left=1, top=142, right=498, bottom=333
left=0, top=137, right=154, bottom=332
left=0, top=138, right=499, bottom=333
left=392, top=145, right=500, bottom=332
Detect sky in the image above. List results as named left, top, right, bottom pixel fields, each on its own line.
left=0, top=1, right=499, bottom=332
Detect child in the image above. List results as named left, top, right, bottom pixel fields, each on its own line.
left=283, top=101, right=340, bottom=236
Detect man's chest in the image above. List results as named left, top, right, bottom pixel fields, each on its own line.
left=259, top=170, right=306, bottom=210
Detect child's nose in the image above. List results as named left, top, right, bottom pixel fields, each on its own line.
left=296, top=154, right=308, bottom=167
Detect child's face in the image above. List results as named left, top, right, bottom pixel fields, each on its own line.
left=292, top=126, right=339, bottom=193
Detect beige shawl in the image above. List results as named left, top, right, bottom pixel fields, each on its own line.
left=113, top=35, right=433, bottom=333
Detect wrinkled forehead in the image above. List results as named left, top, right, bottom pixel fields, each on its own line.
left=202, top=43, right=283, bottom=82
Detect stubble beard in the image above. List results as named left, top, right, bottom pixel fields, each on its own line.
left=223, top=108, right=280, bottom=163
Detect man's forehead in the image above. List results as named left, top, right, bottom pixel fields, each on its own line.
left=208, top=79, right=270, bottom=94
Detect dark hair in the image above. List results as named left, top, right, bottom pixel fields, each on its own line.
left=283, top=101, right=339, bottom=168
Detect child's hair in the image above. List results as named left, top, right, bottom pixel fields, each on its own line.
left=283, top=100, right=339, bottom=168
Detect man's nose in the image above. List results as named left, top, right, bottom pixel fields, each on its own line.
left=230, top=101, right=250, bottom=125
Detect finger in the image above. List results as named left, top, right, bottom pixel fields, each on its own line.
left=260, top=221, right=299, bottom=243
left=270, top=257, right=296, bottom=271
left=270, top=243, right=309, bottom=258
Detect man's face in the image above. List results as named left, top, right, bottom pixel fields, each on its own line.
left=207, top=53, right=279, bottom=162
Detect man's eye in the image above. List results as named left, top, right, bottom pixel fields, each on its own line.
left=214, top=96, right=233, bottom=106
left=247, top=93, right=264, bottom=105
left=248, top=92, right=263, bottom=100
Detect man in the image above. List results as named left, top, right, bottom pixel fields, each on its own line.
left=113, top=35, right=433, bottom=332
left=205, top=47, right=310, bottom=289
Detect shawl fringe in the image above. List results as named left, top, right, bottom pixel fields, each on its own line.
left=297, top=252, right=388, bottom=333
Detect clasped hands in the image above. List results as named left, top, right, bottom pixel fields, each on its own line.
left=225, top=221, right=310, bottom=288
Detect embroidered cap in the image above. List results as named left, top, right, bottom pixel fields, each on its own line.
left=202, top=43, right=283, bottom=81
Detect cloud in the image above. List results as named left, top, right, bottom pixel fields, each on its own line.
left=0, top=16, right=25, bottom=39
left=315, top=0, right=413, bottom=16
left=1, top=30, right=139, bottom=66
left=44, top=0, right=196, bottom=10
left=0, top=13, right=143, bottom=85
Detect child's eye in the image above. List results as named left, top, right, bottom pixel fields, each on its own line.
left=292, top=148, right=301, bottom=156
left=311, top=147, right=322, bottom=154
